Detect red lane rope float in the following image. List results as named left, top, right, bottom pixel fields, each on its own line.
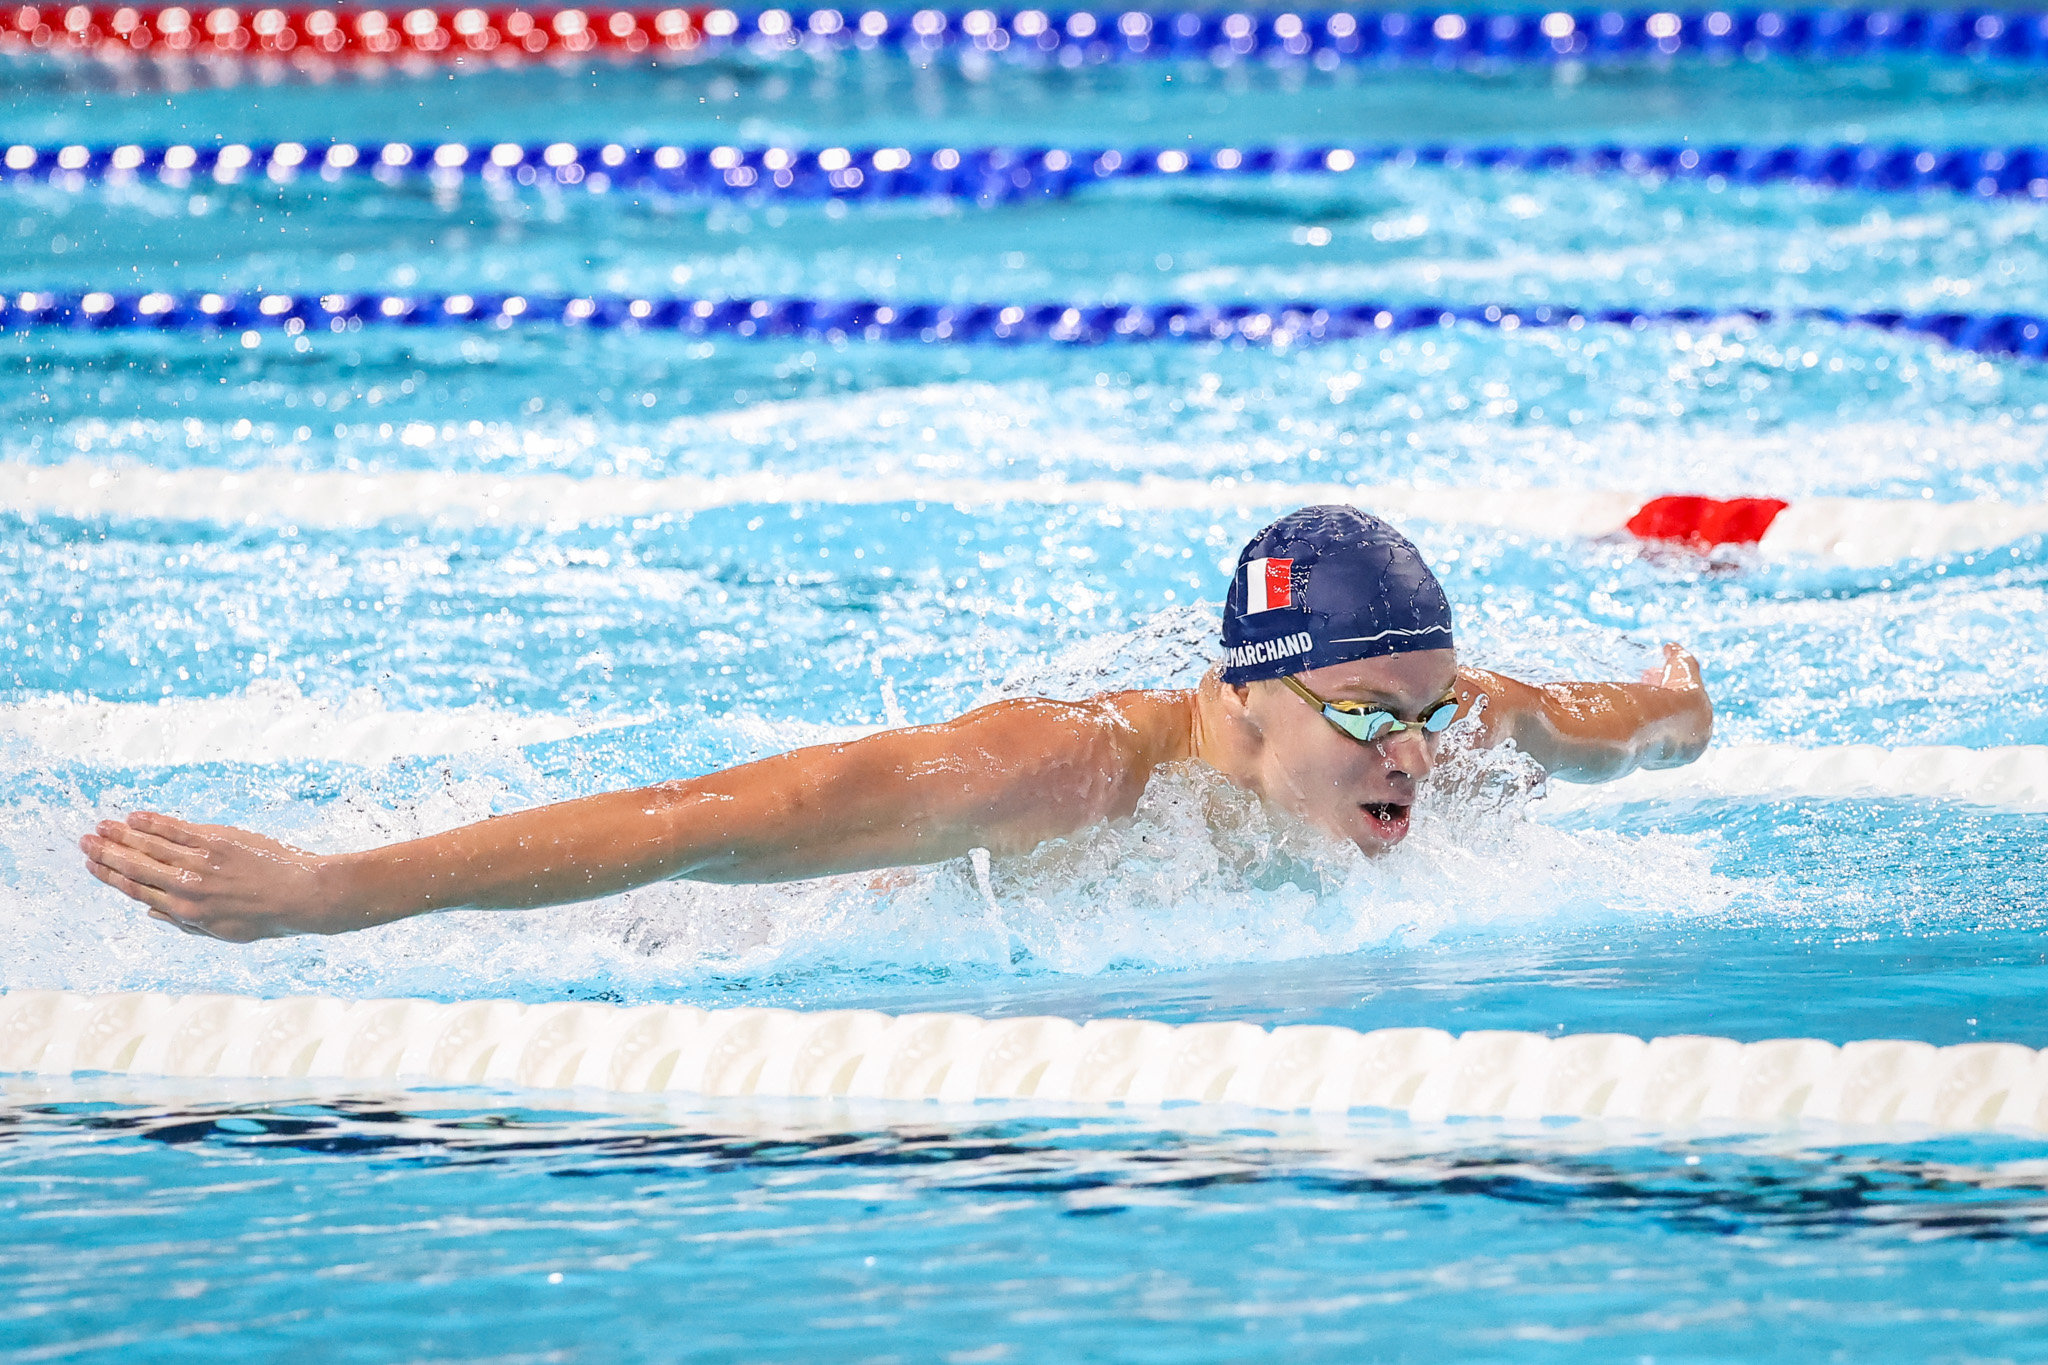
left=1624, top=495, right=1791, bottom=549
left=13, top=6, right=2048, bottom=68
left=0, top=4, right=708, bottom=60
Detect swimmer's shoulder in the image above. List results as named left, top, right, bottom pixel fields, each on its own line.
left=1081, top=687, right=1199, bottom=772
left=913, top=690, right=1190, bottom=851
left=959, top=688, right=1194, bottom=777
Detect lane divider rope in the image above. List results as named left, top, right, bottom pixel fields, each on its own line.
left=6, top=990, right=2047, bottom=1133
left=9, top=6, right=2048, bottom=69
left=1539, top=742, right=2048, bottom=815
left=7, top=290, right=2047, bottom=361
left=9, top=138, right=2048, bottom=203
left=6, top=466, right=2044, bottom=568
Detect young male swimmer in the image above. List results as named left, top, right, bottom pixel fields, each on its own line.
left=80, top=505, right=1713, bottom=943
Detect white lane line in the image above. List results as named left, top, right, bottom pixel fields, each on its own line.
left=8, top=461, right=2046, bottom=565
left=1763, top=498, right=2048, bottom=566
left=0, top=462, right=1637, bottom=536
left=1539, top=742, right=2048, bottom=816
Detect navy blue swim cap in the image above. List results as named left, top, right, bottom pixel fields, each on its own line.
left=1219, top=505, right=1455, bottom=684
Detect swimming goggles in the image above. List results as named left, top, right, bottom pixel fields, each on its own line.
left=1280, top=675, right=1460, bottom=745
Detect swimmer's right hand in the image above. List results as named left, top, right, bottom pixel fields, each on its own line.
left=80, top=812, right=349, bottom=942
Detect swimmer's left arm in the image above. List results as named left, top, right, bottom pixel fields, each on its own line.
left=1455, top=643, right=1713, bottom=783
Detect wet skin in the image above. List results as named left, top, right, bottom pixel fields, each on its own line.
left=1221, top=649, right=1460, bottom=854
left=79, top=645, right=1711, bottom=942
left=1199, top=644, right=1710, bottom=854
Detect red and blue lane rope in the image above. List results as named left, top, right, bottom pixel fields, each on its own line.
left=6, top=138, right=2048, bottom=202
left=6, top=290, right=2046, bottom=360
left=7, top=5, right=2048, bottom=68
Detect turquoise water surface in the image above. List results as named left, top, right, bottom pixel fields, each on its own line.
left=5, top=27, right=2048, bottom=1362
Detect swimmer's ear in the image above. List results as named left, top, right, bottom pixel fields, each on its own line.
left=1204, top=666, right=1257, bottom=725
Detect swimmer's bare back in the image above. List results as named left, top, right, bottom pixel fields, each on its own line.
left=79, top=646, right=1711, bottom=943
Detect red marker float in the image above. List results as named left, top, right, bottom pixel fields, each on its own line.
left=1624, top=495, right=1791, bottom=549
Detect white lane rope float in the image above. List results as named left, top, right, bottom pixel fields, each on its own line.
left=5, top=990, right=2048, bottom=1134
left=1538, top=743, right=2048, bottom=817
left=8, top=464, right=2047, bottom=567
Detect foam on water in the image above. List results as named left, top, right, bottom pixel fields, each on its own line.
left=0, top=757, right=1743, bottom=1003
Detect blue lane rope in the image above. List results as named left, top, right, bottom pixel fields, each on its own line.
left=6, top=290, right=2046, bottom=359
left=683, top=6, right=2048, bottom=66
left=9, top=138, right=2048, bottom=203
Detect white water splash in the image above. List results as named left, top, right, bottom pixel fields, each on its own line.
left=0, top=677, right=642, bottom=769
left=0, top=612, right=1747, bottom=1001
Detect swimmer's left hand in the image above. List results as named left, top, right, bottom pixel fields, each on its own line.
left=1637, top=643, right=1713, bottom=769
left=1643, top=643, right=1705, bottom=693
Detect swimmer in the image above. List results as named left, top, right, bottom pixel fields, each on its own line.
left=79, top=505, right=1713, bottom=942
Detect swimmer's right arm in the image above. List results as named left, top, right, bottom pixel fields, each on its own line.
left=79, top=693, right=1184, bottom=942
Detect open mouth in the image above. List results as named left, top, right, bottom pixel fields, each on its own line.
left=1361, top=802, right=1411, bottom=840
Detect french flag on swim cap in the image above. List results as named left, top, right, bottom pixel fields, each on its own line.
left=1242, top=557, right=1294, bottom=614
left=1220, top=505, right=1455, bottom=685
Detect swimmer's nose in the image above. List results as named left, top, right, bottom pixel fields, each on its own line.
left=1380, top=729, right=1435, bottom=784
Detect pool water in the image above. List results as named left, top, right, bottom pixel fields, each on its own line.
left=6, top=29, right=2048, bottom=1362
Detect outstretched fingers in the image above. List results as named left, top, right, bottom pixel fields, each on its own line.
left=81, top=829, right=197, bottom=898
left=84, top=855, right=176, bottom=913
left=96, top=819, right=210, bottom=872
left=128, top=810, right=219, bottom=850
left=78, top=806, right=341, bottom=942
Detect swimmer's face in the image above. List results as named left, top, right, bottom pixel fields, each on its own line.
left=1239, top=648, right=1458, bottom=854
